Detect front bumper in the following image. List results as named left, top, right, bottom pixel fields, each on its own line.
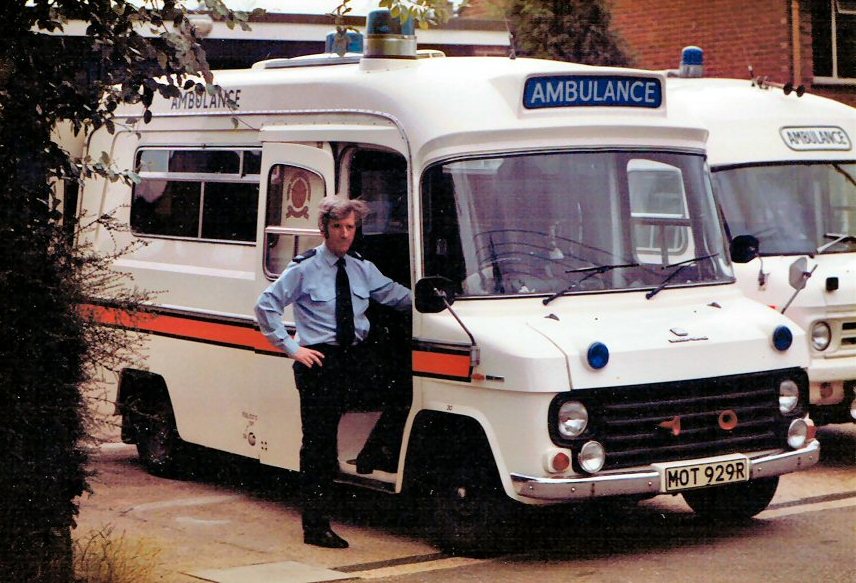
left=510, top=439, right=820, bottom=501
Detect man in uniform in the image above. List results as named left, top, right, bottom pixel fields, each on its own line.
left=255, top=196, right=411, bottom=549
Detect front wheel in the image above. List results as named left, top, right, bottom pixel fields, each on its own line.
left=431, top=463, right=516, bottom=556
left=682, top=477, right=779, bottom=521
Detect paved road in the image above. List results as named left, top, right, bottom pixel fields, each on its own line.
left=75, top=424, right=856, bottom=583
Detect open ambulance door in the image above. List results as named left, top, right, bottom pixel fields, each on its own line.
left=254, top=138, right=334, bottom=471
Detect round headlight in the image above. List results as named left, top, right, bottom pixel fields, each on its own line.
left=787, top=418, right=808, bottom=449
left=779, top=379, right=800, bottom=414
left=558, top=401, right=589, bottom=438
left=579, top=441, right=606, bottom=473
left=811, top=322, right=831, bottom=351
left=772, top=325, right=793, bottom=351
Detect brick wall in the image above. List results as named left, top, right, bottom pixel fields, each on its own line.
left=611, top=0, right=793, bottom=80
left=459, top=0, right=854, bottom=106
left=610, top=0, right=853, bottom=106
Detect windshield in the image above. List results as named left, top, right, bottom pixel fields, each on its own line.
left=421, top=150, right=733, bottom=297
left=714, top=162, right=856, bottom=255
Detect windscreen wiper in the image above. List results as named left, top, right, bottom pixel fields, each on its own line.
left=817, top=232, right=856, bottom=254
left=543, top=261, right=639, bottom=305
left=645, top=252, right=719, bottom=300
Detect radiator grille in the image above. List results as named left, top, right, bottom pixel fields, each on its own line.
left=552, top=370, right=804, bottom=471
left=840, top=321, right=856, bottom=348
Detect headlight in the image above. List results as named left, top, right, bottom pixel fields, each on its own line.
left=811, top=322, right=831, bottom=351
left=558, top=401, right=588, bottom=438
left=787, top=418, right=809, bottom=449
left=778, top=379, right=800, bottom=414
left=579, top=441, right=606, bottom=473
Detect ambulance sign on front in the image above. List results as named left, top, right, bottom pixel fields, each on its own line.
left=523, top=75, right=662, bottom=109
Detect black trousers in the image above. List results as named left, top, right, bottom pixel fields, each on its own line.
left=292, top=343, right=365, bottom=531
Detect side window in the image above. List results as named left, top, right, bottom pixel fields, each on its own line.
left=264, top=164, right=324, bottom=277
left=130, top=148, right=260, bottom=242
left=627, top=159, right=694, bottom=264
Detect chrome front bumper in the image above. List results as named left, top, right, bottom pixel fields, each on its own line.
left=510, top=439, right=820, bottom=501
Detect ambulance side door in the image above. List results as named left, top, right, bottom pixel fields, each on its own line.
left=253, top=141, right=334, bottom=470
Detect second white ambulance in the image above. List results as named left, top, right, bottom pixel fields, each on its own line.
left=668, top=47, right=856, bottom=425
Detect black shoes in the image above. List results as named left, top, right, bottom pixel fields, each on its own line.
left=355, top=446, right=398, bottom=474
left=304, top=527, right=349, bottom=549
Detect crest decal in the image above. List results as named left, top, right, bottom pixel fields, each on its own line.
left=285, top=171, right=311, bottom=219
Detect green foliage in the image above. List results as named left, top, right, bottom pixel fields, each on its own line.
left=501, top=0, right=633, bottom=66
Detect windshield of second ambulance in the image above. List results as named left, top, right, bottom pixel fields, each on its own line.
left=714, top=162, right=856, bottom=255
left=421, top=150, right=732, bottom=297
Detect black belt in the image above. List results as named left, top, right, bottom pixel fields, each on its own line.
left=305, top=342, right=365, bottom=355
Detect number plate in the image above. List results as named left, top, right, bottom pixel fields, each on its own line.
left=659, top=455, right=750, bottom=493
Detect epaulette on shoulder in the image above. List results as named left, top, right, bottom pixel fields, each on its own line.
left=347, top=250, right=365, bottom=261
left=292, top=248, right=317, bottom=264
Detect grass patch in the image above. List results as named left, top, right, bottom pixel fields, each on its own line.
left=74, top=526, right=161, bottom=583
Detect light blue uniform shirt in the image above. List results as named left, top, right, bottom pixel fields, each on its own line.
left=255, top=243, right=412, bottom=356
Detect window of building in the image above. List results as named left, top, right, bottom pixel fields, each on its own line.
left=131, top=148, right=261, bottom=242
left=812, top=0, right=856, bottom=82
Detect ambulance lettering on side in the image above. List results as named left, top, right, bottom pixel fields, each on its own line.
left=667, top=47, right=856, bottom=425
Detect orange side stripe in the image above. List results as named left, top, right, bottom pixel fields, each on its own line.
left=84, top=304, right=471, bottom=377
left=81, top=304, right=280, bottom=353
left=412, top=350, right=471, bottom=379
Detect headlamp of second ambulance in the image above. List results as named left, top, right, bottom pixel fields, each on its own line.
left=810, top=321, right=831, bottom=351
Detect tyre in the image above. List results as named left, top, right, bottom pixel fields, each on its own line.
left=431, top=462, right=516, bottom=556
left=682, top=477, right=779, bottom=521
left=132, top=398, right=185, bottom=478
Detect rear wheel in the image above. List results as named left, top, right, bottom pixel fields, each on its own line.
left=682, top=477, right=779, bottom=521
left=132, top=398, right=185, bottom=478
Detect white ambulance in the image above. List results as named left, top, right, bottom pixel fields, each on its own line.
left=667, top=47, right=856, bottom=425
left=75, top=13, right=819, bottom=554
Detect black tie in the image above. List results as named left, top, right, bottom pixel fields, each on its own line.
left=335, top=257, right=355, bottom=347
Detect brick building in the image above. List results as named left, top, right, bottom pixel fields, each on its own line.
left=460, top=0, right=856, bottom=107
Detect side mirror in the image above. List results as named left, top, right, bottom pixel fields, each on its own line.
left=788, top=257, right=810, bottom=291
left=730, top=234, right=760, bottom=264
left=415, top=276, right=456, bottom=313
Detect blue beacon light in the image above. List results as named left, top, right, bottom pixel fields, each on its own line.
left=587, top=342, right=610, bottom=370
left=679, top=46, right=704, bottom=78
left=773, top=326, right=793, bottom=351
left=325, top=30, right=364, bottom=55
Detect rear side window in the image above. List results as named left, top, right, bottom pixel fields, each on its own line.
left=131, top=148, right=261, bottom=242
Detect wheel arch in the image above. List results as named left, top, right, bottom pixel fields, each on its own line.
left=117, top=368, right=173, bottom=444
left=401, top=410, right=510, bottom=497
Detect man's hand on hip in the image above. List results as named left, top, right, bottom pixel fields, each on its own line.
left=294, top=347, right=325, bottom=367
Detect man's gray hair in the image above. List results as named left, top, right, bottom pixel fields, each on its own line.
left=318, top=196, right=369, bottom=233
